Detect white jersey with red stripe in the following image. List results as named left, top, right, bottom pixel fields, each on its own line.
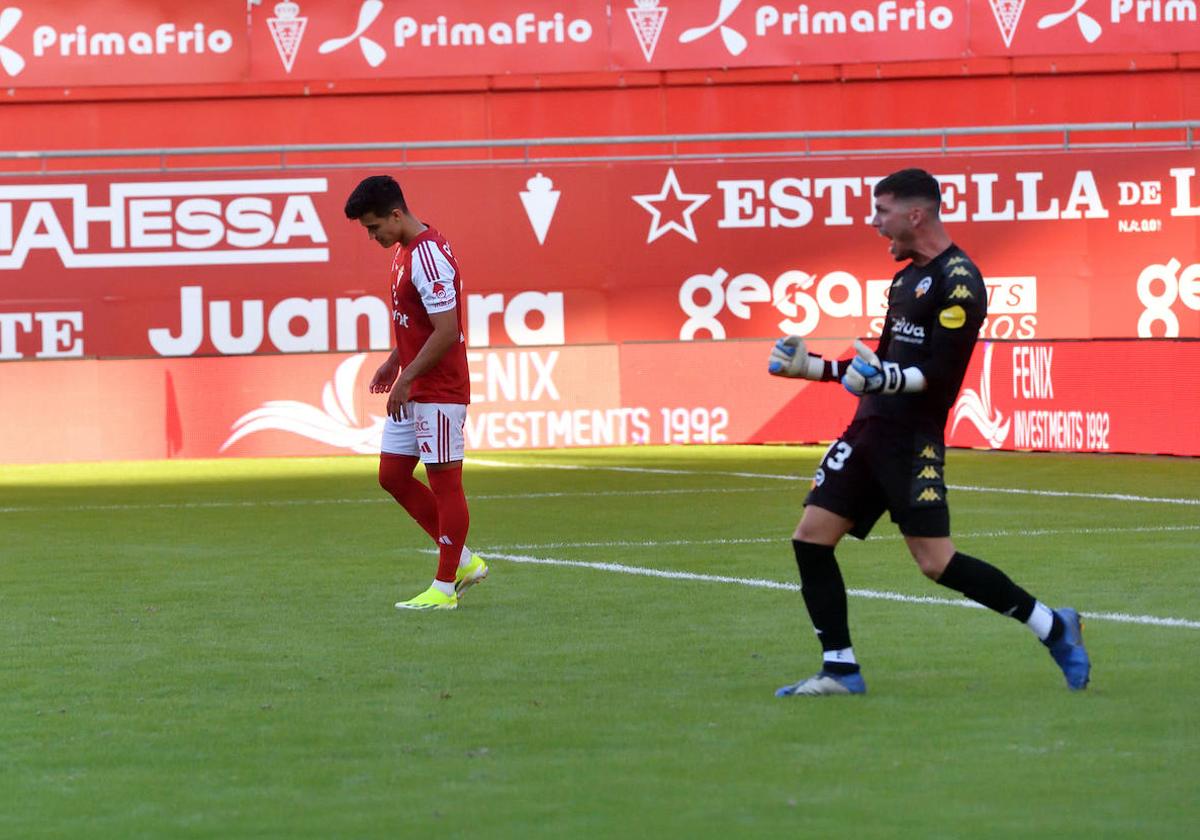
left=390, top=226, right=470, bottom=404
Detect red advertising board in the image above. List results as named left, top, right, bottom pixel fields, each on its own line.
left=0, top=1, right=1196, bottom=89
left=247, top=0, right=611, bottom=81
left=0, top=1, right=247, bottom=88
left=2, top=151, right=1198, bottom=364
left=0, top=338, right=1195, bottom=464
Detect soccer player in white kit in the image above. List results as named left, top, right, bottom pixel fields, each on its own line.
left=344, top=175, right=487, bottom=610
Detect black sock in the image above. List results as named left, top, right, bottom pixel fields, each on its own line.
left=936, top=552, right=1036, bottom=622
left=792, top=540, right=856, bottom=671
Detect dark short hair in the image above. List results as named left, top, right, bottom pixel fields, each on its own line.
left=344, top=175, right=408, bottom=219
left=874, top=168, right=942, bottom=212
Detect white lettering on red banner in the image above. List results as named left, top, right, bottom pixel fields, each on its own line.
left=2, top=1, right=1199, bottom=87
left=0, top=179, right=329, bottom=269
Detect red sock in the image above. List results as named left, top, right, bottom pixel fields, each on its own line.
left=428, top=466, right=470, bottom=584
left=378, top=454, right=439, bottom=542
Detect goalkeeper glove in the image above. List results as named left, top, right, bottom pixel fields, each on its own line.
left=768, top=335, right=825, bottom=380
left=841, top=339, right=927, bottom=396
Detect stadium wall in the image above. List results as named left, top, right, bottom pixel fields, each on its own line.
left=0, top=338, right=1196, bottom=463
left=2, top=149, right=1198, bottom=463
left=3, top=2, right=1199, bottom=463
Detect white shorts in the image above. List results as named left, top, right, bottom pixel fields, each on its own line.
left=381, top=402, right=468, bottom=464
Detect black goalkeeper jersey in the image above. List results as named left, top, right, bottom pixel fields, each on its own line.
left=853, top=244, right=987, bottom=434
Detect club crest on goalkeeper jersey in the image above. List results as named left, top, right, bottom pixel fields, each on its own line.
left=390, top=226, right=470, bottom=404
left=855, top=244, right=986, bottom=432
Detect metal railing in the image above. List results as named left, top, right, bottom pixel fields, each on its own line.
left=1, top=121, right=1196, bottom=175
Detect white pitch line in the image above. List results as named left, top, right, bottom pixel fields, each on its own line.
left=467, top=458, right=1200, bottom=506
left=481, top=551, right=1200, bottom=631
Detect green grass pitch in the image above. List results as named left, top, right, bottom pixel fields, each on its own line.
left=2, top=445, right=1198, bottom=838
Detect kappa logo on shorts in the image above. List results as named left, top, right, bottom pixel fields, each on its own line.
left=916, top=487, right=942, bottom=503
left=919, top=444, right=939, bottom=460
left=917, top=465, right=940, bottom=480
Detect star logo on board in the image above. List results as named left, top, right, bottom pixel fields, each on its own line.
left=632, top=168, right=711, bottom=244
left=519, top=172, right=561, bottom=245
left=267, top=1, right=308, bottom=73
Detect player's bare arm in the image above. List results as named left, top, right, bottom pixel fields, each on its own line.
left=386, top=309, right=460, bottom=421
left=370, top=348, right=402, bottom=394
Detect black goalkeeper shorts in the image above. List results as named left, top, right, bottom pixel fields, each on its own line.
left=804, top=417, right=951, bottom=540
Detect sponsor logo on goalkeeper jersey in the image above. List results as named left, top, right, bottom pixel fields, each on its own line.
left=890, top=316, right=926, bottom=343
left=938, top=305, right=967, bottom=329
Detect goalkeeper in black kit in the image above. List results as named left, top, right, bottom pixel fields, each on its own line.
left=767, top=168, right=1090, bottom=696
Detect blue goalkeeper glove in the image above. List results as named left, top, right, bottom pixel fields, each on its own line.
left=768, top=335, right=825, bottom=380
left=841, top=339, right=926, bottom=396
